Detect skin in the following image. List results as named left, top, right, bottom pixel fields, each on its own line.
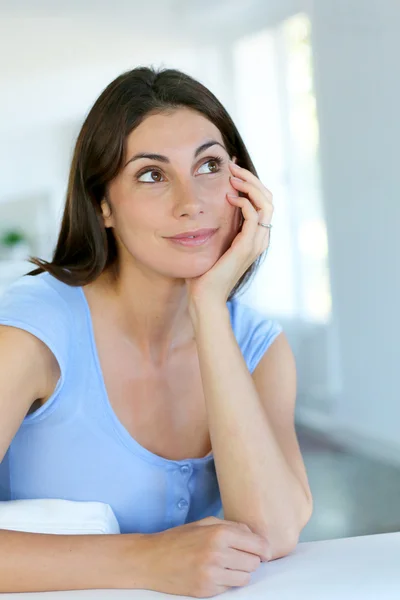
left=90, top=107, right=243, bottom=366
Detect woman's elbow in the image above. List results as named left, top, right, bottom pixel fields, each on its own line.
left=267, top=526, right=300, bottom=561
left=261, top=498, right=314, bottom=561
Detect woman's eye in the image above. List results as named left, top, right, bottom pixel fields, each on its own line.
left=197, top=158, right=222, bottom=175
left=137, top=158, right=223, bottom=183
left=137, top=169, right=164, bottom=183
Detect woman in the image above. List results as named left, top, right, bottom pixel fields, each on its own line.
left=0, top=66, right=312, bottom=596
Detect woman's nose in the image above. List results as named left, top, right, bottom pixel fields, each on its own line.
left=172, top=182, right=206, bottom=219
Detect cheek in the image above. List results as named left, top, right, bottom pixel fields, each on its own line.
left=199, top=175, right=238, bottom=216
left=113, top=191, right=160, bottom=231
left=109, top=201, right=159, bottom=256
left=222, top=191, right=243, bottom=230
left=199, top=170, right=234, bottom=193
left=202, top=183, right=242, bottom=244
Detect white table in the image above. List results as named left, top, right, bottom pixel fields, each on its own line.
left=3, top=532, right=399, bottom=599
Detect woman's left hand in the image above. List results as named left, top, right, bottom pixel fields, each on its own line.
left=186, top=161, right=274, bottom=309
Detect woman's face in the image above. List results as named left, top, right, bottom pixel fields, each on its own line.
left=103, top=107, right=242, bottom=280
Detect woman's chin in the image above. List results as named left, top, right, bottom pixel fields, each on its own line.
left=169, top=258, right=219, bottom=280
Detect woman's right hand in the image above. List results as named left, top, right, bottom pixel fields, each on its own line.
left=134, top=516, right=271, bottom=598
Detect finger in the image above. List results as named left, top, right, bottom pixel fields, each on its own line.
left=229, top=162, right=270, bottom=196
left=193, top=516, right=222, bottom=527
left=228, top=195, right=271, bottom=259
left=228, top=182, right=272, bottom=254
left=226, top=195, right=261, bottom=255
left=199, top=519, right=252, bottom=534
left=227, top=194, right=259, bottom=230
left=227, top=529, right=271, bottom=562
left=223, top=521, right=252, bottom=532
left=229, top=176, right=273, bottom=219
left=216, top=568, right=252, bottom=589
left=226, top=195, right=271, bottom=265
left=222, top=548, right=261, bottom=573
left=257, top=224, right=272, bottom=255
left=215, top=586, right=231, bottom=595
left=229, top=166, right=273, bottom=211
left=254, top=219, right=272, bottom=256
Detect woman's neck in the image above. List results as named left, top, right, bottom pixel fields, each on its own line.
left=85, top=266, right=196, bottom=366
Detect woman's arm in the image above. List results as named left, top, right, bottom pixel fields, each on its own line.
left=191, top=303, right=313, bottom=560
left=0, top=529, right=147, bottom=592
left=0, top=326, right=145, bottom=592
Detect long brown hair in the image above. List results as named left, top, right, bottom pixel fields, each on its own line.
left=28, top=66, right=266, bottom=301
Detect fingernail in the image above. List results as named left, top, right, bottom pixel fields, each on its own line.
left=230, top=176, right=242, bottom=182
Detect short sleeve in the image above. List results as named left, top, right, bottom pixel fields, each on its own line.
left=228, top=300, right=283, bottom=373
left=0, top=274, right=72, bottom=408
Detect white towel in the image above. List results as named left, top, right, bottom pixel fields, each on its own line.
left=0, top=499, right=120, bottom=534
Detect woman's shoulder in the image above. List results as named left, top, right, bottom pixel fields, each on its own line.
left=227, top=299, right=282, bottom=372
left=0, top=271, right=75, bottom=315
left=0, top=272, right=77, bottom=366
left=227, top=298, right=281, bottom=335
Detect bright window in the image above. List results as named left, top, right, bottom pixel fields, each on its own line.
left=232, top=14, right=331, bottom=323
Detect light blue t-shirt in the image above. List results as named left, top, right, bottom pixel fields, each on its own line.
left=0, top=272, right=282, bottom=534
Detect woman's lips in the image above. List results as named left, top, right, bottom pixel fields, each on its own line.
left=166, top=230, right=218, bottom=247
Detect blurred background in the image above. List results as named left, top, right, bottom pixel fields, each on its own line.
left=1, top=0, right=399, bottom=543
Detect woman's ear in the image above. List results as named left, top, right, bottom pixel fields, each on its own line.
left=100, top=198, right=113, bottom=228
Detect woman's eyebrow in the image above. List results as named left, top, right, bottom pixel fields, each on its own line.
left=124, top=140, right=227, bottom=168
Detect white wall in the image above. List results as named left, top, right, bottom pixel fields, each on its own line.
left=306, top=0, right=400, bottom=458
left=0, top=10, right=235, bottom=198
left=0, top=16, right=188, bottom=197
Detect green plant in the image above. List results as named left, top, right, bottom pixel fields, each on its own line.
left=0, top=229, right=27, bottom=247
